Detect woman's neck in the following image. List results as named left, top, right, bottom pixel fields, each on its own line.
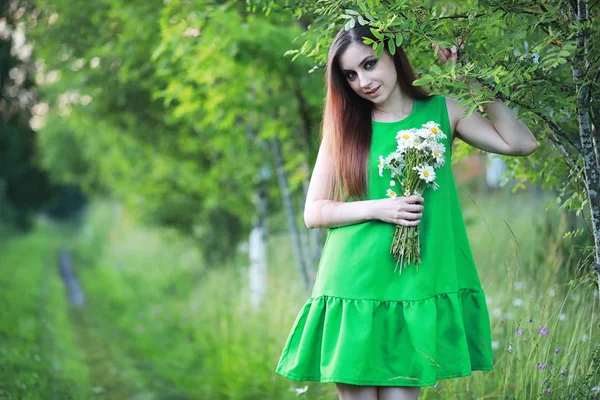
left=372, top=85, right=413, bottom=122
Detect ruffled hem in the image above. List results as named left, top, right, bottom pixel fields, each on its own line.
left=275, top=289, right=493, bottom=387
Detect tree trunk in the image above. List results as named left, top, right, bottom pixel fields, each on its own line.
left=572, top=0, right=600, bottom=291
left=270, top=136, right=311, bottom=290
left=293, top=82, right=323, bottom=283
left=248, top=165, right=270, bottom=309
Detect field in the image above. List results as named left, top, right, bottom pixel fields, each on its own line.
left=0, top=188, right=598, bottom=400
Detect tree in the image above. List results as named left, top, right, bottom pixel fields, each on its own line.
left=0, top=0, right=55, bottom=229
left=29, top=1, right=326, bottom=290
left=253, top=0, right=600, bottom=290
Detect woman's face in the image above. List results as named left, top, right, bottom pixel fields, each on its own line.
left=338, top=41, right=398, bottom=104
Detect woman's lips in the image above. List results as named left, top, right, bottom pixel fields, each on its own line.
left=366, top=86, right=380, bottom=96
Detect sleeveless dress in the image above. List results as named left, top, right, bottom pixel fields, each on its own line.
left=275, top=95, right=494, bottom=387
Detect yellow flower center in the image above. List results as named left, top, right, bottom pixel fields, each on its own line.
left=434, top=151, right=439, bottom=157
left=423, top=171, right=430, bottom=177
left=431, top=128, right=438, bottom=134
left=402, top=134, right=410, bottom=139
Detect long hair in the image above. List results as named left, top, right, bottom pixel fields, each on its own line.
left=323, top=24, right=429, bottom=201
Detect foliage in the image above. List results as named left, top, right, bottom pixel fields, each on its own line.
left=0, top=1, right=55, bottom=229
left=254, top=0, right=598, bottom=218
left=29, top=0, right=324, bottom=265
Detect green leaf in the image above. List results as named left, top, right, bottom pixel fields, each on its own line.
left=388, top=40, right=396, bottom=55
left=395, top=35, right=403, bottom=47
left=370, top=28, right=383, bottom=40
left=357, top=15, right=366, bottom=26
left=346, top=9, right=359, bottom=16
left=344, top=18, right=355, bottom=31
left=412, top=74, right=432, bottom=86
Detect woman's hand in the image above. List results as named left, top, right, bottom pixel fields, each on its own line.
left=373, top=195, right=424, bottom=227
left=431, top=37, right=465, bottom=68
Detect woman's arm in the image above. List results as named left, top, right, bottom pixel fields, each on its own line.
left=434, top=40, right=539, bottom=156
left=304, top=136, right=424, bottom=229
left=303, top=136, right=379, bottom=229
left=446, top=96, right=539, bottom=156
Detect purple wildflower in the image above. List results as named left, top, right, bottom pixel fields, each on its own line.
left=529, top=318, right=533, bottom=323
left=539, top=326, right=549, bottom=335
left=543, top=378, right=548, bottom=385
left=516, top=328, right=523, bottom=336
left=561, top=370, right=567, bottom=376
left=507, top=344, right=513, bottom=351
left=546, top=388, right=552, bottom=395
left=433, top=383, right=438, bottom=389
left=537, top=363, right=547, bottom=370
left=555, top=347, right=559, bottom=354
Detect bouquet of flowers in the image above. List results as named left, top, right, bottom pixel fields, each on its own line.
left=378, top=121, right=447, bottom=273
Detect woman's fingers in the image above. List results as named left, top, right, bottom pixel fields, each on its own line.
left=450, top=45, right=458, bottom=67
left=432, top=39, right=464, bottom=66
left=398, top=219, right=421, bottom=227
left=432, top=42, right=451, bottom=61
left=432, top=42, right=451, bottom=64
left=405, top=204, right=424, bottom=212
left=405, top=195, right=424, bottom=204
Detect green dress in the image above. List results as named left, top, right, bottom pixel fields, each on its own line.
left=275, top=95, right=493, bottom=387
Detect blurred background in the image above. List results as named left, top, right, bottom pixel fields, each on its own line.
left=1, top=0, right=598, bottom=399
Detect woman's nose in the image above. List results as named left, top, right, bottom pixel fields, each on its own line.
left=358, top=73, right=371, bottom=89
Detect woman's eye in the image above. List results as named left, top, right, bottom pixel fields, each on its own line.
left=347, top=72, right=356, bottom=80
left=366, top=60, right=377, bottom=69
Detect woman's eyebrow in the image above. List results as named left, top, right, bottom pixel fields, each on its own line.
left=341, top=55, right=375, bottom=72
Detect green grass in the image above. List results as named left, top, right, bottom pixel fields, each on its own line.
left=0, top=227, right=90, bottom=399
left=0, top=187, right=598, bottom=399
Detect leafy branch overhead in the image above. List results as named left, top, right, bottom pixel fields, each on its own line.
left=255, top=0, right=600, bottom=284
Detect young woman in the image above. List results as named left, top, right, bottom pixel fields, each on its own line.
left=275, top=23, right=538, bottom=400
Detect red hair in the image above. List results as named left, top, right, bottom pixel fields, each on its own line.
left=323, top=25, right=429, bottom=201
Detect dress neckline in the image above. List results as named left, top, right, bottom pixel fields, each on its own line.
left=371, top=99, right=419, bottom=126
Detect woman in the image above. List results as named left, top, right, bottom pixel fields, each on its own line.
left=275, top=23, right=537, bottom=400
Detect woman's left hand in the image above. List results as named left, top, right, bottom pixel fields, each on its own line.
left=431, top=38, right=465, bottom=67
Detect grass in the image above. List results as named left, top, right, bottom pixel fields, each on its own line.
left=0, top=227, right=90, bottom=399
left=0, top=187, right=598, bottom=399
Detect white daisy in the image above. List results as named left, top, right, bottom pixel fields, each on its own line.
left=396, top=128, right=418, bottom=151
left=389, top=180, right=396, bottom=187
left=423, top=121, right=447, bottom=139
left=415, top=127, right=433, bottom=140
left=411, top=139, right=429, bottom=151
left=430, top=142, right=446, bottom=166
left=385, top=152, right=406, bottom=174
left=293, top=385, right=308, bottom=395
left=386, top=188, right=398, bottom=198
left=378, top=155, right=385, bottom=177
left=413, top=164, right=436, bottom=183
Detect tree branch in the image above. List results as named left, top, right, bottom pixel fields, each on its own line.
left=437, top=13, right=484, bottom=20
